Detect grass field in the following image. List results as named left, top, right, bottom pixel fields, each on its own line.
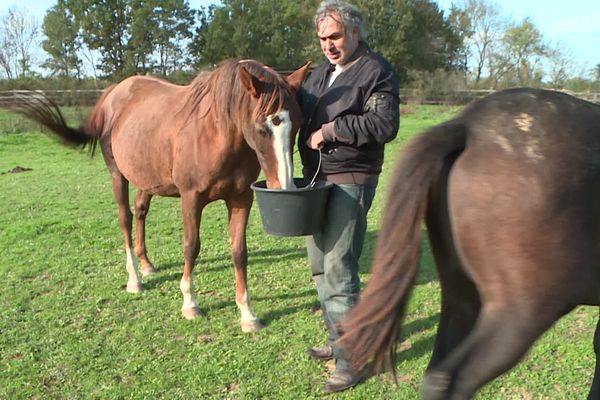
left=0, top=105, right=597, bottom=399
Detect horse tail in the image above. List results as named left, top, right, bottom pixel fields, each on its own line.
left=12, top=84, right=118, bottom=156
left=339, top=121, right=468, bottom=375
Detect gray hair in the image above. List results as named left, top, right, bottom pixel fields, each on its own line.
left=314, top=0, right=367, bottom=41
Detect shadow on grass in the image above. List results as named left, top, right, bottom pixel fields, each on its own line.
left=143, top=246, right=307, bottom=288
left=360, top=228, right=438, bottom=286
left=216, top=288, right=320, bottom=327
left=397, top=313, right=439, bottom=362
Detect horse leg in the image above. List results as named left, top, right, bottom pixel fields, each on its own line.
left=226, top=192, right=263, bottom=332
left=110, top=173, right=143, bottom=293
left=100, top=135, right=143, bottom=293
left=590, top=311, right=600, bottom=399
left=180, top=191, right=205, bottom=319
left=134, top=190, right=157, bottom=276
left=422, top=301, right=569, bottom=400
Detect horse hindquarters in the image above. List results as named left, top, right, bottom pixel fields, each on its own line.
left=422, top=149, right=584, bottom=399
left=424, top=154, right=481, bottom=370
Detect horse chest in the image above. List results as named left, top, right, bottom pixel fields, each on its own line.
left=172, top=138, right=260, bottom=195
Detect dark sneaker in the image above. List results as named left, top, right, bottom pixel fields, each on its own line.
left=323, top=369, right=364, bottom=394
left=307, top=345, right=334, bottom=361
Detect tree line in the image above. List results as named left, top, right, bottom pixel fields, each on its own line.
left=1, top=0, right=599, bottom=94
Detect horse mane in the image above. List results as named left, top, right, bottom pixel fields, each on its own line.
left=184, top=59, right=290, bottom=133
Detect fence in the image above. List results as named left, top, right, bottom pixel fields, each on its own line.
left=1, top=88, right=599, bottom=108
left=0, top=89, right=103, bottom=108
left=399, top=88, right=600, bottom=105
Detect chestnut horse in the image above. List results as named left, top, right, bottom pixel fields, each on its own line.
left=14, top=59, right=310, bottom=332
left=339, top=88, right=600, bottom=398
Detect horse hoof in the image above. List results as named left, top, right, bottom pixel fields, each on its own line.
left=241, top=319, right=264, bottom=333
left=141, top=265, right=157, bottom=276
left=182, top=306, right=205, bottom=320
left=126, top=283, right=144, bottom=293
left=421, top=371, right=451, bottom=400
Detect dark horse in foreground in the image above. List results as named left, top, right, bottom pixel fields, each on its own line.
left=14, top=59, right=310, bottom=332
left=339, top=88, right=600, bottom=398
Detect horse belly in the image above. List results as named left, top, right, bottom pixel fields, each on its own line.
left=111, top=119, right=178, bottom=196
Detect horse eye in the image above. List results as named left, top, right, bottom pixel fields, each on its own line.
left=271, top=115, right=281, bottom=126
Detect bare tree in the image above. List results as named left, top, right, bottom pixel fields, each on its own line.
left=546, top=42, right=575, bottom=88
left=0, top=5, right=40, bottom=79
left=456, top=0, right=507, bottom=86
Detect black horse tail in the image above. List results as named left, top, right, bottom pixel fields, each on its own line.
left=12, top=85, right=118, bottom=156
left=339, top=121, right=469, bottom=376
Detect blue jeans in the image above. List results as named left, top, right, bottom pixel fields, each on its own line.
left=306, top=183, right=376, bottom=372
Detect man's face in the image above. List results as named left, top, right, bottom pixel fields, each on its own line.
left=317, top=14, right=359, bottom=66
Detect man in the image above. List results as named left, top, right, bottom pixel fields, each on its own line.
left=297, top=0, right=400, bottom=394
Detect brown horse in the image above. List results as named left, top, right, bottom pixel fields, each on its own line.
left=339, top=88, right=600, bottom=398
left=14, top=59, right=310, bottom=332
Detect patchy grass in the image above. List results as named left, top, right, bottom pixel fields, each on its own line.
left=0, top=105, right=596, bottom=399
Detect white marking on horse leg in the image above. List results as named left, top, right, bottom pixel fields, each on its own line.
left=125, top=247, right=143, bottom=293
left=267, top=110, right=295, bottom=189
left=180, top=275, right=201, bottom=319
left=236, top=289, right=263, bottom=332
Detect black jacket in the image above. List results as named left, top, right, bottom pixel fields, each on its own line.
left=298, top=43, right=400, bottom=183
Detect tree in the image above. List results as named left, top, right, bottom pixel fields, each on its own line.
left=405, top=0, right=463, bottom=71
left=70, top=0, right=132, bottom=78
left=453, top=0, right=506, bottom=86
left=191, top=0, right=316, bottom=70
left=447, top=4, right=472, bottom=81
left=126, top=0, right=158, bottom=74
left=0, top=6, right=40, bottom=79
left=340, top=0, right=462, bottom=82
left=153, top=0, right=195, bottom=75
left=188, top=6, right=214, bottom=68
left=499, top=18, right=546, bottom=86
left=546, top=42, right=574, bottom=88
left=41, top=0, right=82, bottom=78
left=354, top=0, right=412, bottom=78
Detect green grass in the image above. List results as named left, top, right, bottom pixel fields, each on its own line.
left=0, top=105, right=596, bottom=399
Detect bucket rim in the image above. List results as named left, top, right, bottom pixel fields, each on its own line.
left=251, top=179, right=333, bottom=193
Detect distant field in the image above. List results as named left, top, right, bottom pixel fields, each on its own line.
left=0, top=105, right=596, bottom=399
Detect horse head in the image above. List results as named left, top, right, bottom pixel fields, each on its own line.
left=238, top=61, right=310, bottom=189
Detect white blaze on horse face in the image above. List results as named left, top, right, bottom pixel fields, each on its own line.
left=267, top=110, right=295, bottom=189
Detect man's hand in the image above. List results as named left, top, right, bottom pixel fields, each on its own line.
left=306, top=128, right=325, bottom=150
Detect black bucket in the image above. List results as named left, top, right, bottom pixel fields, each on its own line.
left=251, top=178, right=333, bottom=236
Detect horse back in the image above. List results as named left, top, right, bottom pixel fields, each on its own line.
left=446, top=88, right=600, bottom=305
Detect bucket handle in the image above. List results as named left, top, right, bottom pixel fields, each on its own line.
left=308, top=150, right=322, bottom=188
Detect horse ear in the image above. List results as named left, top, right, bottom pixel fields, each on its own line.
left=285, top=61, right=311, bottom=93
left=239, top=66, right=262, bottom=99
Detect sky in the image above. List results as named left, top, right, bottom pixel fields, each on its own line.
left=437, top=0, right=600, bottom=73
left=4, top=0, right=599, bottom=74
